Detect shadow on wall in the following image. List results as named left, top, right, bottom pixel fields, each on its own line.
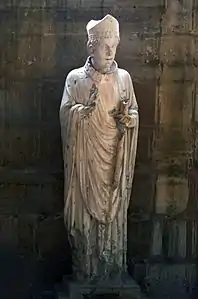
left=0, top=222, right=72, bottom=299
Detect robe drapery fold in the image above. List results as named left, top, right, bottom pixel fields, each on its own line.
left=60, top=58, right=139, bottom=280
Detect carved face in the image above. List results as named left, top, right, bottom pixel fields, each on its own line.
left=90, top=37, right=119, bottom=73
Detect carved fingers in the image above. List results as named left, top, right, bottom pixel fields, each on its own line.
left=112, top=111, right=138, bottom=130
left=80, top=102, right=96, bottom=119
left=84, top=102, right=96, bottom=114
left=120, top=114, right=137, bottom=128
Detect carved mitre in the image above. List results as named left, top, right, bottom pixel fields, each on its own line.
left=86, top=14, right=120, bottom=41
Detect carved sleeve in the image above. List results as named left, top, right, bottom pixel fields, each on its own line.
left=127, top=74, right=138, bottom=115
left=60, top=72, right=77, bottom=111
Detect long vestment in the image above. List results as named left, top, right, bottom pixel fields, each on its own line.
left=60, top=57, right=139, bottom=281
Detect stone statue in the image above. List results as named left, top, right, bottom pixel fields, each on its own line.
left=60, top=14, right=139, bottom=284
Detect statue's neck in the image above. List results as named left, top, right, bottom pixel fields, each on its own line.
left=84, top=56, right=118, bottom=83
left=90, top=57, right=111, bottom=74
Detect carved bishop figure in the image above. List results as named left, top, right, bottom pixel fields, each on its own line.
left=60, top=14, right=139, bottom=282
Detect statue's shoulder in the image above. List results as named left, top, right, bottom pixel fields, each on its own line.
left=117, top=68, right=132, bottom=80
left=66, top=67, right=86, bottom=83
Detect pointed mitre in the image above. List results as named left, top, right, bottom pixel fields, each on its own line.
left=86, top=14, right=119, bottom=40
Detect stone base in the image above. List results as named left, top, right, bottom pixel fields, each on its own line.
left=67, top=277, right=147, bottom=299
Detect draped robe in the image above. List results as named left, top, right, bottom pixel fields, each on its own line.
left=60, top=58, right=139, bottom=281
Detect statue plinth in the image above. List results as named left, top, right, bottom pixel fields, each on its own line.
left=56, top=274, right=147, bottom=299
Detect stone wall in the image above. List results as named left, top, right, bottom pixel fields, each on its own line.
left=0, top=0, right=198, bottom=298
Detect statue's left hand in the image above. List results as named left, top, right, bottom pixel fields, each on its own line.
left=109, top=109, right=138, bottom=133
left=115, top=111, right=137, bottom=129
left=119, top=114, right=138, bottom=128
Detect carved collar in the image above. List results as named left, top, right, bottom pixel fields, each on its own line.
left=84, top=56, right=118, bottom=83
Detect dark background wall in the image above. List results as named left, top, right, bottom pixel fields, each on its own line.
left=0, top=0, right=198, bottom=298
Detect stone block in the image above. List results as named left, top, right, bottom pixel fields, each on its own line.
left=0, top=183, right=25, bottom=214
left=40, top=79, right=65, bottom=122
left=6, top=0, right=43, bottom=8
left=136, top=129, right=154, bottom=163
left=112, top=5, right=163, bottom=33
left=158, top=65, right=196, bottom=82
left=151, top=216, right=194, bottom=258
left=40, top=183, right=63, bottom=214
left=194, top=37, right=198, bottom=66
left=155, top=175, right=189, bottom=215
left=17, top=215, right=35, bottom=254
left=130, top=166, right=155, bottom=213
left=0, top=129, right=5, bottom=167
left=0, top=171, right=63, bottom=217
left=118, top=30, right=144, bottom=60
left=151, top=218, right=163, bottom=256
left=154, top=131, right=192, bottom=158
left=0, top=215, right=18, bottom=245
left=66, top=5, right=102, bottom=22
left=157, top=81, right=194, bottom=128
left=159, top=35, right=195, bottom=66
left=55, top=35, right=87, bottom=71
left=141, top=37, right=160, bottom=65
left=13, top=35, right=41, bottom=79
left=138, top=263, right=196, bottom=299
left=162, top=0, right=196, bottom=34
left=35, top=216, right=69, bottom=260
left=128, top=219, right=152, bottom=259
left=3, top=127, right=39, bottom=167
left=194, top=86, right=198, bottom=124
left=0, top=0, right=6, bottom=8
left=39, top=127, right=62, bottom=167
left=44, top=0, right=68, bottom=8
left=17, top=8, right=42, bottom=36
left=114, top=0, right=164, bottom=8
left=5, top=81, right=41, bottom=124
left=40, top=35, right=57, bottom=75
left=65, top=21, right=85, bottom=36
left=0, top=90, right=6, bottom=124
left=22, top=184, right=43, bottom=214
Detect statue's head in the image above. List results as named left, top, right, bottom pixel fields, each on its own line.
left=86, top=14, right=120, bottom=73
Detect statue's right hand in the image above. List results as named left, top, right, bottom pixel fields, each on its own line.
left=80, top=102, right=96, bottom=118
left=84, top=102, right=96, bottom=114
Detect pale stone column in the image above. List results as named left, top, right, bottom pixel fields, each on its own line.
left=152, top=0, right=196, bottom=258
